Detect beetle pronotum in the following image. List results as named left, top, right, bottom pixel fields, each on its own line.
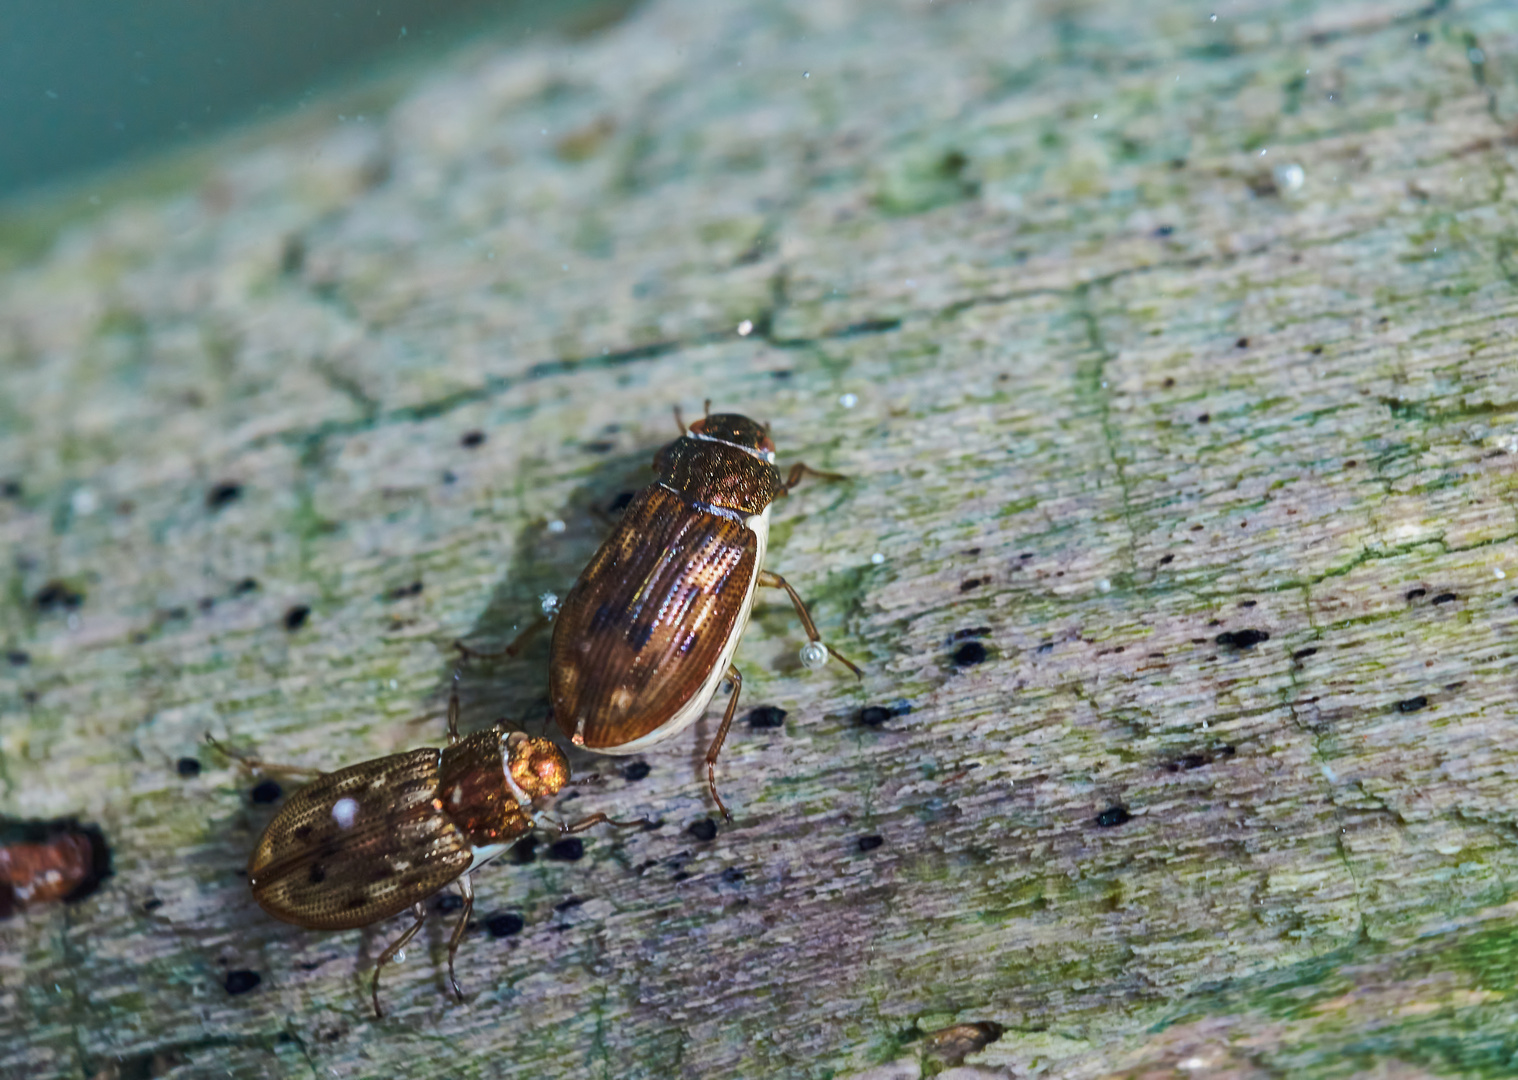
left=546, top=408, right=862, bottom=819
left=212, top=684, right=634, bottom=1016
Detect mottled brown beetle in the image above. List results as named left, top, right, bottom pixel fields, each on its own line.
left=211, top=685, right=633, bottom=1017
left=548, top=408, right=862, bottom=819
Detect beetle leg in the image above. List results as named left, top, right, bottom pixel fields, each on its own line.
left=371, top=901, right=427, bottom=1019
left=445, top=875, right=473, bottom=1001
left=704, top=663, right=744, bottom=823
left=558, top=812, right=649, bottom=833
left=452, top=617, right=547, bottom=664
left=778, top=462, right=849, bottom=495
left=202, top=735, right=325, bottom=779
left=446, top=671, right=462, bottom=745
left=673, top=404, right=687, bottom=434
left=757, top=571, right=864, bottom=679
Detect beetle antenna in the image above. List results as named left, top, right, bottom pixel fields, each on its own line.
left=673, top=404, right=686, bottom=434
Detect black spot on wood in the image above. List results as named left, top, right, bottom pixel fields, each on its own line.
left=1396, top=696, right=1428, bottom=714
left=388, top=581, right=423, bottom=600
left=249, top=780, right=282, bottom=804
left=142, top=898, right=163, bottom=912
left=554, top=896, right=583, bottom=912
left=206, top=481, right=243, bottom=510
left=547, top=838, right=585, bottom=862
left=433, top=893, right=464, bottom=913
left=485, top=911, right=524, bottom=938
left=952, top=626, right=992, bottom=640
left=687, top=818, right=718, bottom=842
left=1432, top=592, right=1457, bottom=605
left=1292, top=647, right=1318, bottom=660
left=952, top=642, right=987, bottom=667
left=224, top=970, right=261, bottom=996
left=1239, top=599, right=1257, bottom=608
left=1197, top=413, right=1211, bottom=423
left=721, top=867, right=745, bottom=884
left=583, top=440, right=616, bottom=453
left=460, top=430, right=486, bottom=448
left=959, top=577, right=987, bottom=592
left=441, top=470, right=457, bottom=484
left=5, top=650, right=29, bottom=666
left=857, top=835, right=884, bottom=853
left=283, top=605, right=310, bottom=631
left=1164, top=745, right=1234, bottom=772
left=620, top=761, right=651, bottom=783
left=1215, top=629, right=1269, bottom=649
left=1235, top=337, right=1250, bottom=348
left=1405, top=588, right=1427, bottom=601
left=233, top=577, right=259, bottom=595
left=1094, top=806, right=1132, bottom=828
left=746, top=706, right=787, bottom=729
left=33, top=581, right=83, bottom=612
left=0, top=479, right=20, bottom=499
left=175, top=757, right=201, bottom=778
left=509, top=835, right=538, bottom=865
left=307, top=864, right=326, bottom=884
left=1036, top=641, right=1054, bottom=654
left=1154, top=224, right=1174, bottom=237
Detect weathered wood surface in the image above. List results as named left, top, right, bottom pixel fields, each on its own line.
left=3, top=0, right=1518, bottom=1076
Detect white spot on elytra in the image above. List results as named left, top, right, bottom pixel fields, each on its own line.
left=450, top=784, right=463, bottom=806
left=332, top=797, right=359, bottom=829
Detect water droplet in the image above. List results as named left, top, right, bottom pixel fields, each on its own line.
left=547, top=519, right=566, bottom=534
left=803, top=71, right=810, bottom=78
left=331, top=798, right=359, bottom=829
left=1209, top=13, right=1217, bottom=21
left=1273, top=163, right=1305, bottom=192
left=1494, top=567, right=1507, bottom=580
left=839, top=392, right=858, bottom=408
left=871, top=552, right=885, bottom=565
left=799, top=641, right=829, bottom=670
left=1096, top=578, right=1112, bottom=593
left=540, top=591, right=560, bottom=615
left=389, top=679, right=398, bottom=690
left=1469, top=47, right=1485, bottom=64
left=737, top=319, right=753, bottom=336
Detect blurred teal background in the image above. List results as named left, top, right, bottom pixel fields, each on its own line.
left=0, top=0, right=628, bottom=198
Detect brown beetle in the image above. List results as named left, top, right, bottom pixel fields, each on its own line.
left=547, top=409, right=861, bottom=819
left=213, top=687, right=632, bottom=1016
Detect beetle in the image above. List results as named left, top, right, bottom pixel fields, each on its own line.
left=547, top=408, right=862, bottom=819
left=212, top=684, right=633, bottom=1017
left=0, top=817, right=112, bottom=918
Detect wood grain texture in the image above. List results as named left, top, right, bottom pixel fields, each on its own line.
left=2, top=0, right=1518, bottom=1077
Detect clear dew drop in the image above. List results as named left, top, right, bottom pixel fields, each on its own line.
left=331, top=797, right=359, bottom=829
left=540, top=590, right=561, bottom=616
left=800, top=641, right=830, bottom=670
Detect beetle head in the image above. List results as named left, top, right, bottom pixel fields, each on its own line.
left=503, top=732, right=571, bottom=799
left=688, top=413, right=776, bottom=459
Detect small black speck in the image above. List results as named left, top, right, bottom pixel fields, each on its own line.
left=206, top=481, right=243, bottom=509
left=1235, top=337, right=1249, bottom=349
left=485, top=911, right=524, bottom=938
left=857, top=706, right=892, bottom=727
left=1019, top=552, right=1034, bottom=560
left=670, top=871, right=690, bottom=883
left=554, top=896, right=583, bottom=912
left=547, top=838, right=584, bottom=862
left=1162, top=377, right=1176, bottom=389
left=433, top=893, right=464, bottom=913
left=6, top=650, right=29, bottom=666
left=33, top=581, right=83, bottom=612
left=224, top=970, right=261, bottom=996
left=442, top=470, right=458, bottom=484
left=283, top=605, right=310, bottom=631
left=0, top=479, right=21, bottom=499
left=1292, top=647, right=1318, bottom=660
left=953, top=642, right=988, bottom=667
left=175, top=757, right=201, bottom=778
left=746, top=705, right=788, bottom=729
left=1239, top=600, right=1257, bottom=608
left=857, top=835, right=884, bottom=853
left=583, top=440, right=616, bottom=453
left=510, top=835, right=539, bottom=865
left=1405, top=588, right=1427, bottom=601
left=720, top=867, right=745, bottom=884
left=687, top=818, right=718, bottom=842
left=1159, top=554, right=1175, bottom=565
left=1197, top=413, right=1211, bottom=423
left=770, top=369, right=793, bottom=380
left=622, top=761, right=651, bottom=782
left=1396, top=696, right=1428, bottom=714
left=1309, top=344, right=1324, bottom=355
left=1036, top=641, right=1054, bottom=654
left=249, top=780, right=282, bottom=804
left=952, top=626, right=992, bottom=640
left=388, top=581, right=423, bottom=600
left=21, top=690, right=38, bottom=704
left=1344, top=460, right=1358, bottom=468
left=1431, top=592, right=1457, bottom=605
left=233, top=577, right=259, bottom=595
left=142, top=898, right=163, bottom=912
left=1154, top=224, right=1174, bottom=237
left=960, top=577, right=986, bottom=592
left=1094, top=806, right=1132, bottom=828
left=460, top=430, right=486, bottom=449
left=608, top=491, right=635, bottom=513
left=198, top=597, right=215, bottom=612
left=1215, top=629, right=1269, bottom=649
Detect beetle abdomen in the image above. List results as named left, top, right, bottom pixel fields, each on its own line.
left=550, top=485, right=758, bottom=749
left=248, top=748, right=471, bottom=931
